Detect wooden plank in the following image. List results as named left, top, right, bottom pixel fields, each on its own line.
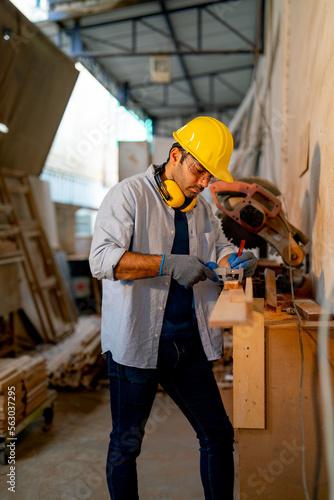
left=264, top=267, right=277, bottom=310
left=233, top=298, right=265, bottom=429
left=244, top=277, right=253, bottom=305
left=7, top=185, right=29, bottom=194
left=38, top=316, right=102, bottom=389
left=0, top=204, right=13, bottom=212
left=294, top=299, right=333, bottom=321
left=209, top=277, right=253, bottom=328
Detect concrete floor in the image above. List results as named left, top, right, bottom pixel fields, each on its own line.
left=0, top=382, right=237, bottom=500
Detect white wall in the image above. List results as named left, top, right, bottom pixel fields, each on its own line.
left=45, top=66, right=119, bottom=187
left=44, top=64, right=149, bottom=190
left=262, top=0, right=334, bottom=310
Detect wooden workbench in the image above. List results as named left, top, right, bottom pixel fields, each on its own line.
left=212, top=298, right=334, bottom=499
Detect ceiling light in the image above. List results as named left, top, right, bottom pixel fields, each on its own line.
left=150, top=56, right=171, bottom=84
left=3, top=27, right=12, bottom=40
left=75, top=62, right=84, bottom=72
left=0, top=123, right=9, bottom=134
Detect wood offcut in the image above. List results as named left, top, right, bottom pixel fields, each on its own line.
left=294, top=299, right=333, bottom=321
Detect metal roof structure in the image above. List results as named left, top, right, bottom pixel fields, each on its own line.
left=41, top=0, right=265, bottom=135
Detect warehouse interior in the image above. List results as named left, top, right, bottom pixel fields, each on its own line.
left=0, top=0, right=334, bottom=499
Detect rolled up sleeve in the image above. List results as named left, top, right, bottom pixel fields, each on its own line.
left=89, top=183, right=135, bottom=281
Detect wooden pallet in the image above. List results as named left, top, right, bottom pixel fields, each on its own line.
left=0, top=167, right=76, bottom=343
left=0, top=390, right=57, bottom=465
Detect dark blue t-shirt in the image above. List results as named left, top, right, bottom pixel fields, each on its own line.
left=161, top=208, right=197, bottom=339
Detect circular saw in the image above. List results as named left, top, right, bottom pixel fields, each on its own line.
left=210, top=176, right=309, bottom=267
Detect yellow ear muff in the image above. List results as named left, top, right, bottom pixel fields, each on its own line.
left=163, top=180, right=185, bottom=207
left=180, top=196, right=197, bottom=212
left=155, top=171, right=197, bottom=212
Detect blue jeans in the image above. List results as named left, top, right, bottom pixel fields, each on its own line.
left=106, top=332, right=234, bottom=499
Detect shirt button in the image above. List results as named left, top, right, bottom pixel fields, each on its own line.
left=171, top=230, right=174, bottom=234
left=159, top=306, right=163, bottom=311
left=155, top=334, right=159, bottom=338
left=165, top=282, right=169, bottom=286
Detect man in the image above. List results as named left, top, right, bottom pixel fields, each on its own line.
left=89, top=116, right=257, bottom=500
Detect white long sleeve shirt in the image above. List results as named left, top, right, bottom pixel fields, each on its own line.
left=89, top=165, right=235, bottom=368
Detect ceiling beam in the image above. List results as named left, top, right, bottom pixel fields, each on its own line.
left=54, top=1, right=240, bottom=27
left=137, top=18, right=194, bottom=52
left=129, top=64, right=254, bottom=90
left=159, top=1, right=200, bottom=107
left=215, top=74, right=244, bottom=99
left=81, top=32, right=132, bottom=52
left=76, top=49, right=256, bottom=57
left=205, top=6, right=257, bottom=49
left=48, top=0, right=158, bottom=22
left=146, top=103, right=239, bottom=111
left=48, top=0, right=259, bottom=128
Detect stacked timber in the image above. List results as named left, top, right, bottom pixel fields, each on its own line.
left=21, top=355, right=48, bottom=415
left=39, top=316, right=103, bottom=389
left=0, top=354, right=48, bottom=434
left=0, top=361, right=25, bottom=434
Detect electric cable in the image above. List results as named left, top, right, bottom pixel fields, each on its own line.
left=288, top=253, right=311, bottom=500
left=280, top=221, right=310, bottom=500
left=318, top=290, right=334, bottom=500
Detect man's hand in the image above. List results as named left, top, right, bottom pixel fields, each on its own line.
left=228, top=251, right=258, bottom=277
left=161, top=254, right=217, bottom=287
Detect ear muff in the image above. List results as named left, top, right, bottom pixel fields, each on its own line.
left=154, top=170, right=197, bottom=212
left=162, top=179, right=185, bottom=207
left=180, top=195, right=197, bottom=212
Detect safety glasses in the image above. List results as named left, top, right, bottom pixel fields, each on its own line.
left=184, top=155, right=216, bottom=184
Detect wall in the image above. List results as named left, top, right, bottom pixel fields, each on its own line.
left=45, top=67, right=119, bottom=187
left=118, top=141, right=150, bottom=182
left=262, top=0, right=334, bottom=311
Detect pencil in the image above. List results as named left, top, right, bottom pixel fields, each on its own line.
left=237, top=239, right=246, bottom=257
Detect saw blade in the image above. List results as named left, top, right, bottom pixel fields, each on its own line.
left=238, top=176, right=281, bottom=196
left=213, top=176, right=285, bottom=250
left=216, top=191, right=264, bottom=248
left=221, top=215, right=265, bottom=249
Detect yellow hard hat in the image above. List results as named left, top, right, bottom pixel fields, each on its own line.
left=173, top=116, right=234, bottom=182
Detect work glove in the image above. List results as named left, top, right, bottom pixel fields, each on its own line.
left=228, top=251, right=258, bottom=278
left=160, top=254, right=217, bottom=287
left=204, top=261, right=219, bottom=282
